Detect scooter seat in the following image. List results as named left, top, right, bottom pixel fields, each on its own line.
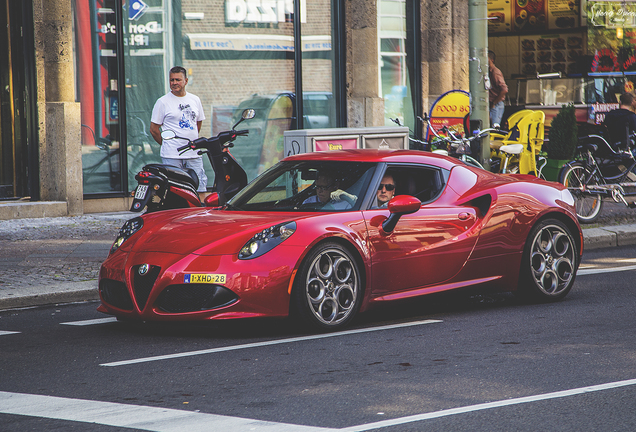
left=144, top=164, right=200, bottom=190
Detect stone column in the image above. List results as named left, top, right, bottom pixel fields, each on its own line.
left=33, top=0, right=83, bottom=215
left=452, top=0, right=469, bottom=91
left=346, top=0, right=384, bottom=127
left=423, top=0, right=469, bottom=109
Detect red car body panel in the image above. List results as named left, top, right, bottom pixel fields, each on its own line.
left=98, top=149, right=582, bottom=322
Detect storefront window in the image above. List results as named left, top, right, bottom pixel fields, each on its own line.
left=75, top=0, right=341, bottom=195
left=301, top=0, right=336, bottom=131
left=121, top=0, right=167, bottom=190
left=379, top=0, right=415, bottom=129
left=75, top=0, right=123, bottom=194
left=587, top=0, right=636, bottom=103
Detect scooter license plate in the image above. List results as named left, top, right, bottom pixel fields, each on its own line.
left=134, top=185, right=149, bottom=200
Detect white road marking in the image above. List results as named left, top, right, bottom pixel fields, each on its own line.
left=0, top=391, right=334, bottom=431
left=341, top=378, right=636, bottom=431
left=578, top=264, right=636, bottom=276
left=618, top=258, right=636, bottom=263
left=100, top=319, right=443, bottom=367
left=0, top=330, right=20, bottom=336
left=60, top=317, right=118, bottom=326
left=3, top=378, right=636, bottom=431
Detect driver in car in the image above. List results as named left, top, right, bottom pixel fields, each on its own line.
left=303, top=171, right=356, bottom=210
left=371, top=173, right=395, bottom=209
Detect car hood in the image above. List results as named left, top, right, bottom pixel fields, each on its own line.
left=131, top=209, right=301, bottom=256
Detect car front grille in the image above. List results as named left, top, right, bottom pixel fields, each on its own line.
left=132, top=264, right=161, bottom=310
left=100, top=279, right=133, bottom=311
left=156, top=284, right=238, bottom=313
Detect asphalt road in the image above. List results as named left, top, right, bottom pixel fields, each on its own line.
left=1, top=245, right=636, bottom=431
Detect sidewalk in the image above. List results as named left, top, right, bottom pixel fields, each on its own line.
left=1, top=210, right=635, bottom=311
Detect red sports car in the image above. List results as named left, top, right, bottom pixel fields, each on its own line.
left=98, top=150, right=583, bottom=331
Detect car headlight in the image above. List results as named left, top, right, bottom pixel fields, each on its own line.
left=239, top=221, right=296, bottom=260
left=110, top=217, right=144, bottom=255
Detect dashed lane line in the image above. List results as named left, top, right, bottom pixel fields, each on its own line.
left=0, top=330, right=20, bottom=336
left=100, top=319, right=443, bottom=367
left=60, top=317, right=118, bottom=326
left=577, top=264, right=636, bottom=276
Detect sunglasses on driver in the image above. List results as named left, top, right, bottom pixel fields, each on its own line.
left=378, top=183, right=395, bottom=191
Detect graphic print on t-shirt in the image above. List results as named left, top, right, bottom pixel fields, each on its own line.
left=178, top=103, right=196, bottom=130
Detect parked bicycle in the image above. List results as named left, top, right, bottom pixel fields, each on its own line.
left=389, top=117, right=429, bottom=151
left=421, top=113, right=493, bottom=170
left=559, top=131, right=636, bottom=223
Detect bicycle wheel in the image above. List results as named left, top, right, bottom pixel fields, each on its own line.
left=559, top=162, right=603, bottom=224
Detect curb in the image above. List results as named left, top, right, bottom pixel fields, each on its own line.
left=582, top=224, right=636, bottom=250
left=0, top=281, right=99, bottom=310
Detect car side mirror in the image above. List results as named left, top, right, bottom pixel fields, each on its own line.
left=204, top=192, right=219, bottom=207
left=381, top=195, right=421, bottom=234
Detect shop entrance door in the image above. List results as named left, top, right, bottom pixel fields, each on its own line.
left=0, top=0, right=38, bottom=200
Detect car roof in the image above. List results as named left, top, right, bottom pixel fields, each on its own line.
left=282, top=149, right=460, bottom=170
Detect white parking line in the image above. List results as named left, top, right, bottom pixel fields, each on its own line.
left=0, top=330, right=20, bottom=336
left=342, top=378, right=636, bottom=431
left=100, top=319, right=443, bottom=367
left=0, top=391, right=335, bottom=431
left=60, top=317, right=118, bottom=326
left=578, top=264, right=636, bottom=276
left=3, top=378, right=636, bottom=431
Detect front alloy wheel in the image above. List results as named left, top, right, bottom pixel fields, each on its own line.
left=520, top=219, right=578, bottom=302
left=292, top=242, right=362, bottom=331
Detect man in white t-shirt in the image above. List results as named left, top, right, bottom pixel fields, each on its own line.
left=150, top=66, right=207, bottom=196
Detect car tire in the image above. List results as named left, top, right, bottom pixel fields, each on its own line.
left=291, top=242, right=362, bottom=331
left=519, top=219, right=578, bottom=302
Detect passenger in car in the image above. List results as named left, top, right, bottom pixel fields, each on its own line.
left=303, top=171, right=356, bottom=210
left=371, top=174, right=395, bottom=209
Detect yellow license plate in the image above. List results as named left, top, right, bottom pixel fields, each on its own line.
left=184, top=274, right=227, bottom=284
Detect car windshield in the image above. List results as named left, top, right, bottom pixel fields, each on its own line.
left=228, top=161, right=376, bottom=211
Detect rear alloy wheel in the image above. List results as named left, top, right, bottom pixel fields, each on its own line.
left=520, top=219, right=578, bottom=302
left=292, top=242, right=362, bottom=331
left=559, top=162, right=603, bottom=223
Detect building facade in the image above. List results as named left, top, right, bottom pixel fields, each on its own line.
left=0, top=0, right=469, bottom=218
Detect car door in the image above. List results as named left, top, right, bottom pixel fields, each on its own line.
left=363, top=165, right=482, bottom=297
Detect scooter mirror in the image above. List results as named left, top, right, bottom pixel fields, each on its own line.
left=161, top=130, right=177, bottom=140
left=232, top=109, right=256, bottom=130
left=242, top=109, right=256, bottom=120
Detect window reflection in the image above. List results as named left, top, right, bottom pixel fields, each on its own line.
left=76, top=0, right=338, bottom=194
left=76, top=0, right=122, bottom=194
left=379, top=0, right=415, bottom=129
